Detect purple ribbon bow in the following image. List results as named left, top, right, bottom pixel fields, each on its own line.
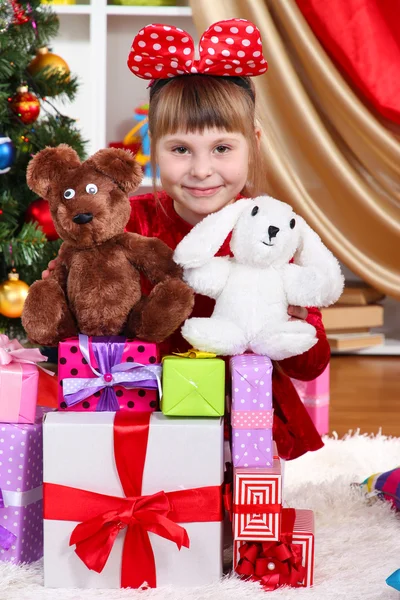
left=0, top=489, right=17, bottom=551
left=63, top=335, right=162, bottom=411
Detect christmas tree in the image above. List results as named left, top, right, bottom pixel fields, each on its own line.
left=0, top=0, right=86, bottom=336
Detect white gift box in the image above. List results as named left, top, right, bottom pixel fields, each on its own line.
left=43, top=412, right=224, bottom=588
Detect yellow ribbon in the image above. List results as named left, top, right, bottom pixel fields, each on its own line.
left=171, top=349, right=217, bottom=359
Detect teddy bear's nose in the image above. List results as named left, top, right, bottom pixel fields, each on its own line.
left=73, top=213, right=93, bottom=225
left=268, top=225, right=280, bottom=239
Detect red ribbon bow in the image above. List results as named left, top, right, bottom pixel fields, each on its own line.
left=44, top=412, right=223, bottom=588
left=128, top=19, right=268, bottom=81
left=235, top=509, right=306, bottom=591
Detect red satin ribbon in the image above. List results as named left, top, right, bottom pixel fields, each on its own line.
left=235, top=508, right=306, bottom=590
left=43, top=411, right=223, bottom=588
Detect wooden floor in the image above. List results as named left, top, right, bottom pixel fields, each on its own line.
left=329, top=356, right=400, bottom=437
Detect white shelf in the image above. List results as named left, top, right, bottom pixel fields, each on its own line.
left=45, top=4, right=92, bottom=14
left=331, top=338, right=400, bottom=356
left=106, top=5, right=192, bottom=17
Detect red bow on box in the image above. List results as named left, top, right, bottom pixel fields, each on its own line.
left=44, top=412, right=223, bottom=588
left=235, top=508, right=306, bottom=591
left=128, top=19, right=268, bottom=81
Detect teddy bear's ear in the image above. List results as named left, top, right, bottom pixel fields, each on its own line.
left=87, top=148, right=143, bottom=193
left=26, top=144, right=81, bottom=198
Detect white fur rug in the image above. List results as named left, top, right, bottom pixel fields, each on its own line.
left=1, top=432, right=399, bottom=600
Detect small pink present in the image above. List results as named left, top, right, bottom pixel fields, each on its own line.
left=0, top=334, right=49, bottom=424
left=291, top=364, right=330, bottom=435
left=58, top=335, right=161, bottom=412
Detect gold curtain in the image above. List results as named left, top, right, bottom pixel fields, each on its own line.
left=190, top=0, right=400, bottom=299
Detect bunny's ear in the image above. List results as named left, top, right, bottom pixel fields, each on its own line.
left=294, top=216, right=345, bottom=305
left=26, top=144, right=81, bottom=198
left=174, top=199, right=249, bottom=268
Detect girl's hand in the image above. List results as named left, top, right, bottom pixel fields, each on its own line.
left=42, top=258, right=58, bottom=280
left=288, top=305, right=308, bottom=321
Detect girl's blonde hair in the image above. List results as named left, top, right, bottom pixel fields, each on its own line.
left=148, top=75, right=265, bottom=198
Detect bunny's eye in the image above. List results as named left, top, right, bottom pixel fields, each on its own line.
left=290, top=218, right=296, bottom=229
left=64, top=188, right=75, bottom=200
left=251, top=206, right=259, bottom=216
left=86, top=183, right=98, bottom=195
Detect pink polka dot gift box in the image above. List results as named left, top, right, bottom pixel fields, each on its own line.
left=0, top=407, right=50, bottom=564
left=230, top=355, right=273, bottom=468
left=58, top=335, right=161, bottom=413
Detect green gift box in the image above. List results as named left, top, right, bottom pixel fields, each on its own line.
left=161, top=356, right=225, bottom=417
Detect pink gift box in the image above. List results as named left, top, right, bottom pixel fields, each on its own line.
left=58, top=336, right=160, bottom=412
left=291, top=364, right=330, bottom=436
left=0, top=362, right=39, bottom=424
left=233, top=456, right=282, bottom=542
left=234, top=508, right=315, bottom=588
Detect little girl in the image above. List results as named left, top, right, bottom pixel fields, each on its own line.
left=46, top=19, right=328, bottom=461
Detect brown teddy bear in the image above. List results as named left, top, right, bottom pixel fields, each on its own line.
left=22, top=144, right=194, bottom=346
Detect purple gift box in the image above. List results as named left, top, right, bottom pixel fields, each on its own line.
left=0, top=407, right=49, bottom=564
left=230, top=355, right=274, bottom=468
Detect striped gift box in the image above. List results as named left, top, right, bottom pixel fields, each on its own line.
left=234, top=508, right=315, bottom=587
left=233, top=456, right=282, bottom=541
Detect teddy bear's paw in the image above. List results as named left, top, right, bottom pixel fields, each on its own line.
left=21, top=279, right=77, bottom=346
left=135, top=279, right=195, bottom=342
left=182, top=317, right=248, bottom=355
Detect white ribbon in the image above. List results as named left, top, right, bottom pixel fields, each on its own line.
left=1, top=485, right=43, bottom=508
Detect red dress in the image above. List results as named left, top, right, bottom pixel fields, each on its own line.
left=128, top=191, right=328, bottom=460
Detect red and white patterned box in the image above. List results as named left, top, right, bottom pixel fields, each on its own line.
left=234, top=508, right=315, bottom=588
left=233, top=457, right=282, bottom=541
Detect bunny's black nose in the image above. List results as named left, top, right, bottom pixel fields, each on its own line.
left=73, top=213, right=93, bottom=225
left=268, top=225, right=280, bottom=239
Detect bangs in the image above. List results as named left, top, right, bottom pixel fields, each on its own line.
left=149, top=75, right=253, bottom=137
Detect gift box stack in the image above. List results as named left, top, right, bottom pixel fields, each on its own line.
left=0, top=335, right=52, bottom=565
left=43, top=339, right=316, bottom=590
left=43, top=336, right=225, bottom=589
left=229, top=354, right=315, bottom=590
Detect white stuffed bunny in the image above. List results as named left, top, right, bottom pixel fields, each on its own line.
left=173, top=196, right=344, bottom=360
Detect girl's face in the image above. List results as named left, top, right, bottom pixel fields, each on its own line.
left=156, top=127, right=254, bottom=225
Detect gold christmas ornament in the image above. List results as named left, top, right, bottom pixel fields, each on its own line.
left=27, top=47, right=70, bottom=79
left=0, top=271, right=30, bottom=319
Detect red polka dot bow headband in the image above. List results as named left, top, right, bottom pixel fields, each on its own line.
left=128, top=18, right=268, bottom=80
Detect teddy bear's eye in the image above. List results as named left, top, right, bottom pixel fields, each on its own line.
left=86, top=183, right=98, bottom=195
left=251, top=206, right=259, bottom=216
left=290, top=218, right=296, bottom=229
left=64, top=188, right=75, bottom=200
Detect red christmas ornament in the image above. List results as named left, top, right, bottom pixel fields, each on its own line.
left=25, top=198, right=59, bottom=241
left=11, top=0, right=29, bottom=25
left=9, top=85, right=40, bottom=125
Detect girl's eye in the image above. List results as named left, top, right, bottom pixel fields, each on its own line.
left=215, top=145, right=229, bottom=154
left=86, top=183, right=98, bottom=195
left=63, top=188, right=75, bottom=200
left=173, top=146, right=189, bottom=154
